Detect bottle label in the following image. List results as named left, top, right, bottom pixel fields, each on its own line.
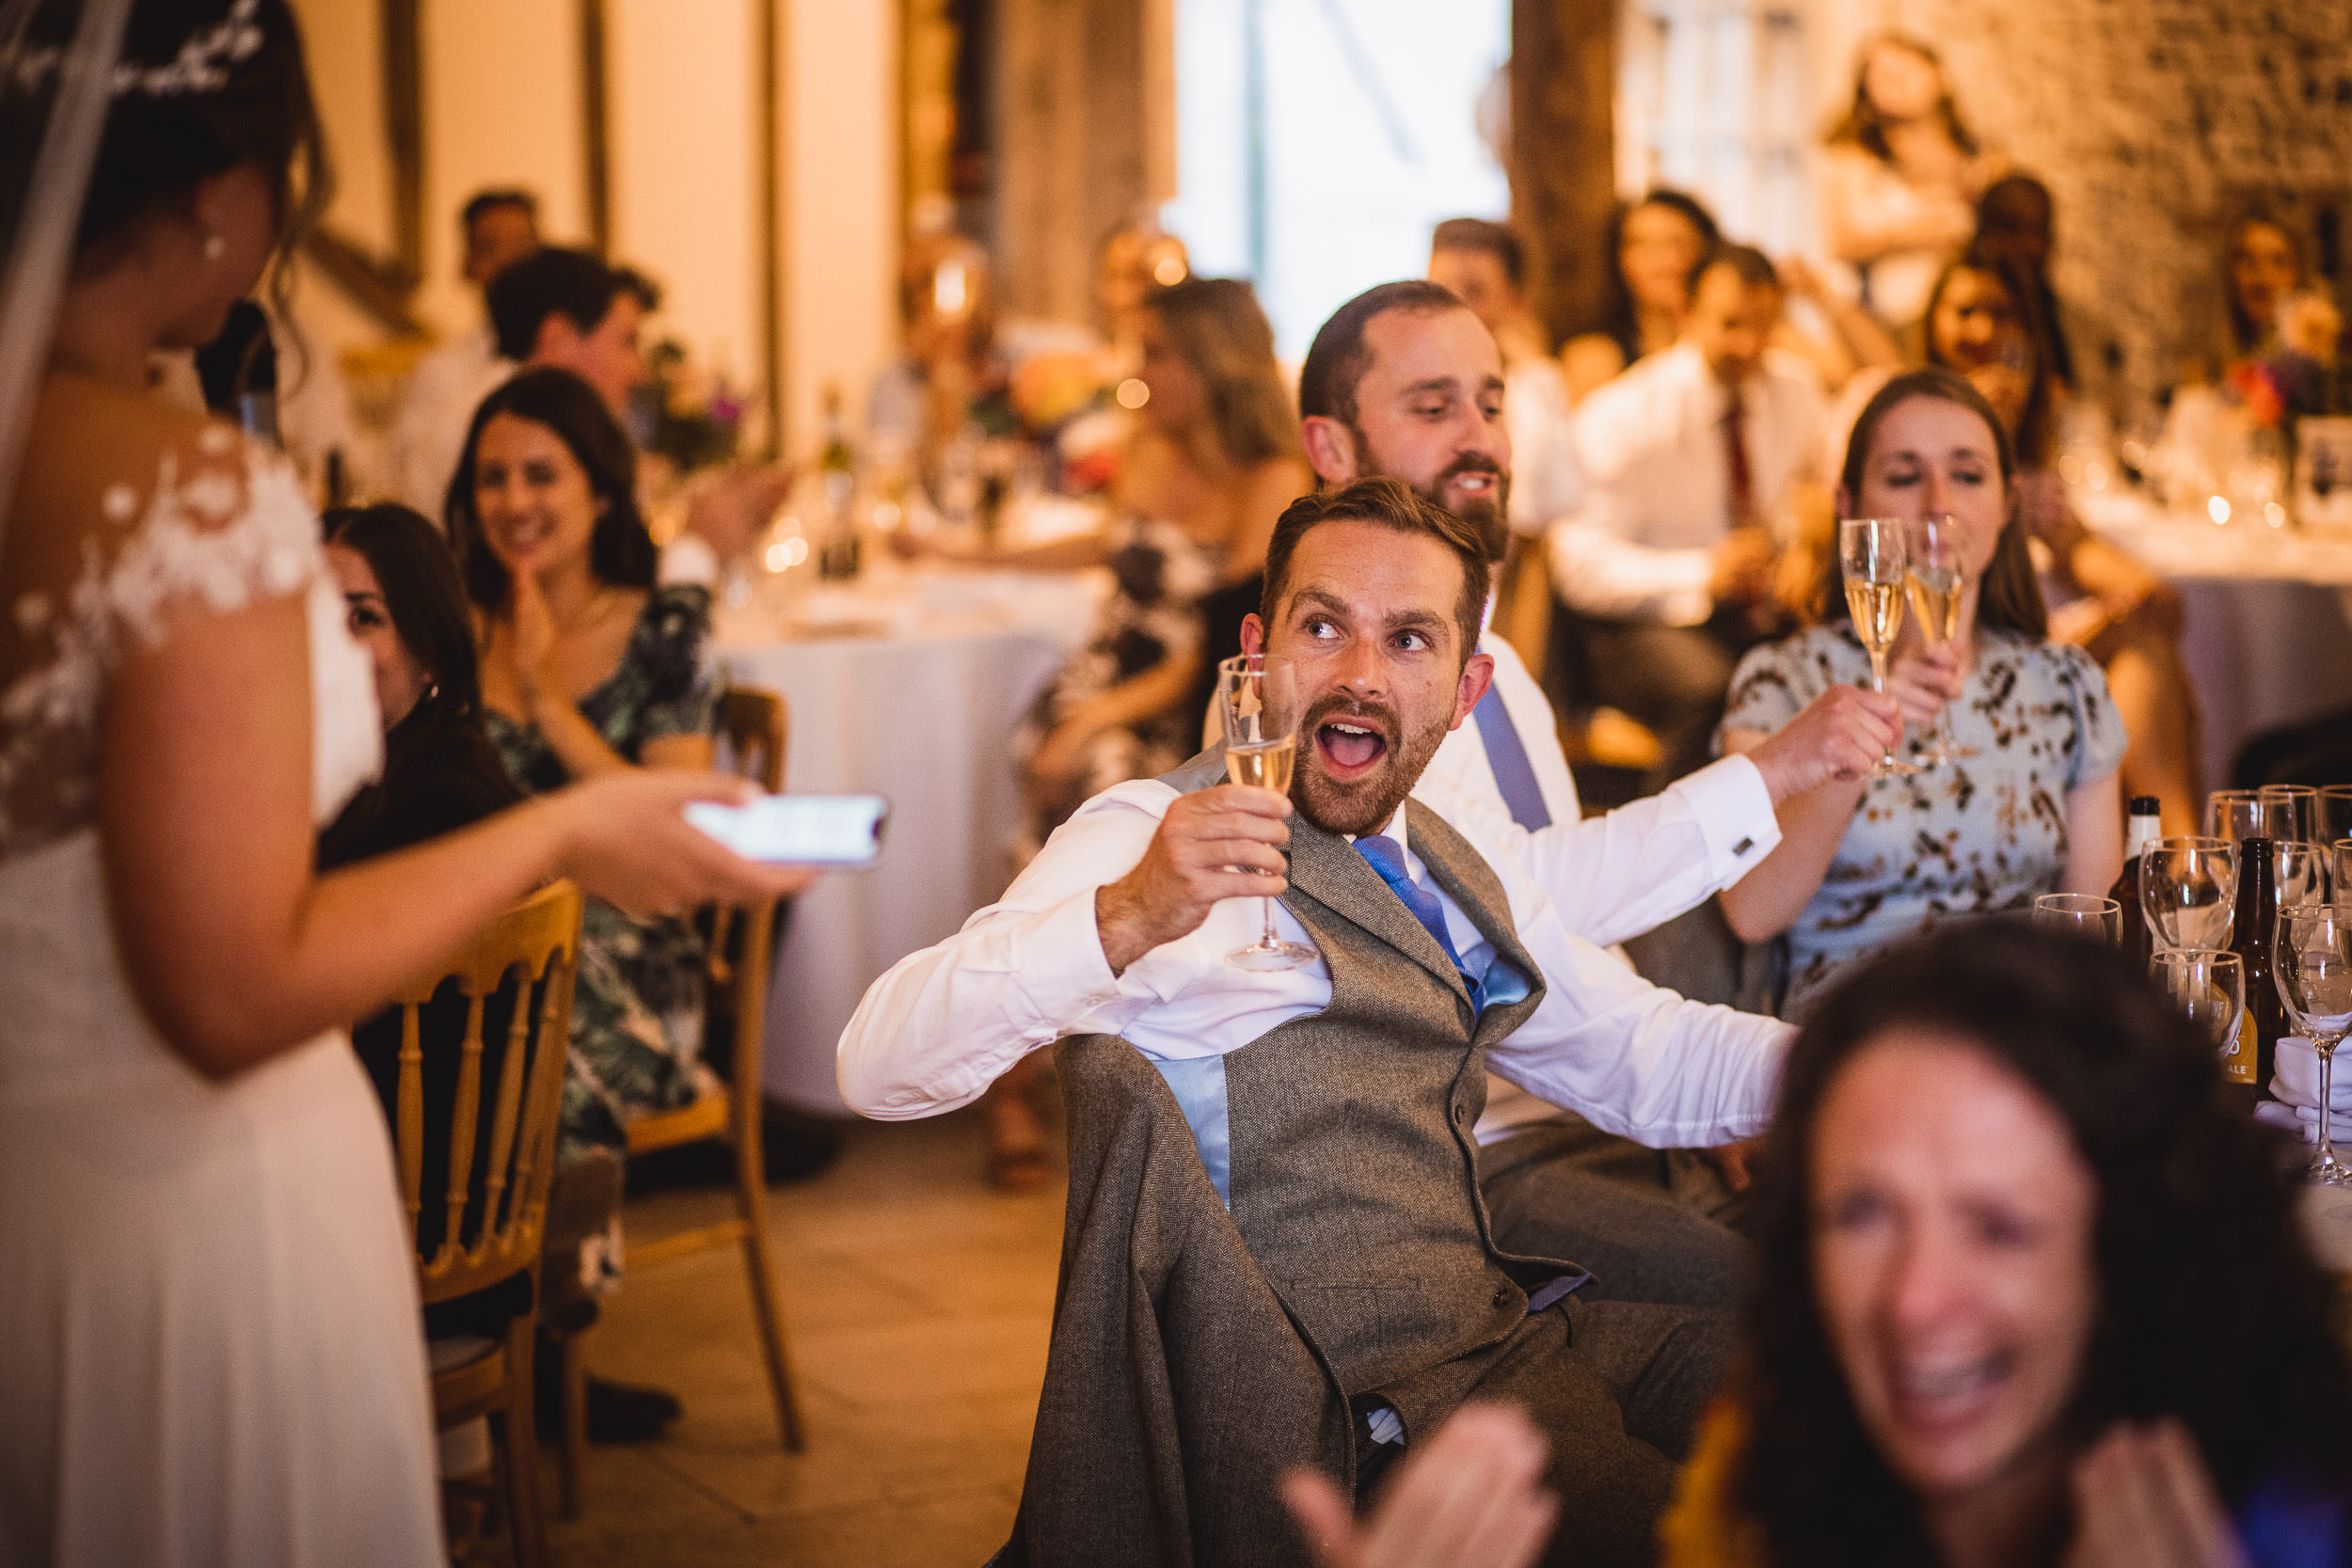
left=2223, top=1011, right=2260, bottom=1085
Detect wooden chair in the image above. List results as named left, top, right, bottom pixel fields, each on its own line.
left=389, top=879, right=585, bottom=1568
left=553, top=686, right=806, bottom=1515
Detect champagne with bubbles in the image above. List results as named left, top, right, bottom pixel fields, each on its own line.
left=1906, top=566, right=1963, bottom=644
left=1225, top=736, right=1296, bottom=794
left=1844, top=579, right=1904, bottom=655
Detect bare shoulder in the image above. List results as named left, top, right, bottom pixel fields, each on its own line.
left=13, top=375, right=281, bottom=563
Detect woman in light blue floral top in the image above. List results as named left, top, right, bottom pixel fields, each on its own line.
left=1718, top=368, right=2125, bottom=1020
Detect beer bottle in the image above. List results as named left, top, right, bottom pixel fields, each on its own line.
left=2110, top=795, right=2162, bottom=969
left=2225, top=835, right=2283, bottom=1103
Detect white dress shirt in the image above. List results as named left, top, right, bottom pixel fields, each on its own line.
left=1550, top=341, right=1826, bottom=626
left=837, top=787, right=1789, bottom=1151
left=1421, top=629, right=1780, bottom=951
left=390, top=325, right=514, bottom=523
left=1504, top=356, right=1584, bottom=536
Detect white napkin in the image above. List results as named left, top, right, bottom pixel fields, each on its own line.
left=2254, top=1099, right=2352, bottom=1146
left=2271, top=1037, right=2352, bottom=1110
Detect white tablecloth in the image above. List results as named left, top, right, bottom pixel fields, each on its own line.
left=718, top=566, right=1103, bottom=1112
left=2079, top=491, right=2352, bottom=798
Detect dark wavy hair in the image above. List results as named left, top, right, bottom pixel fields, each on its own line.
left=1824, top=34, right=1979, bottom=163
left=445, top=366, right=655, bottom=610
left=1834, top=366, right=2046, bottom=640
left=1592, top=189, right=1721, bottom=365
left=4, top=0, right=329, bottom=358
left=1924, top=237, right=2058, bottom=468
left=1733, top=923, right=2352, bottom=1566
left=321, top=501, right=482, bottom=723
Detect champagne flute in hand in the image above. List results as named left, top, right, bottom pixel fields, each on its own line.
left=1839, top=517, right=1921, bottom=778
left=2276, top=904, right=2352, bottom=1186
left=1217, top=654, right=1316, bottom=972
left=1902, top=512, right=1976, bottom=764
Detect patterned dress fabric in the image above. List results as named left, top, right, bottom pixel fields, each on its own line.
left=1014, top=513, right=1220, bottom=859
left=487, top=582, right=724, bottom=1157
left=1720, top=623, right=2126, bottom=1020
left=0, top=424, right=439, bottom=1565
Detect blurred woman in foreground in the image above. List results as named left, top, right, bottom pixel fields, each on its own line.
left=1661, top=922, right=2352, bottom=1566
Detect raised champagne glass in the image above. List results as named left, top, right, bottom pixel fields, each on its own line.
left=2276, top=904, right=2352, bottom=1186
left=1838, top=517, right=1921, bottom=778
left=1216, top=653, right=1315, bottom=973
left=1902, top=512, right=1976, bottom=765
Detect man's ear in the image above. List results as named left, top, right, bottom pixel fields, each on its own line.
left=1300, top=416, right=1360, bottom=486
left=1450, top=651, right=1496, bottom=732
left=1238, top=613, right=1265, bottom=657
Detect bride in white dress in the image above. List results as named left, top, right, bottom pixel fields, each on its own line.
left=0, top=4, right=806, bottom=1563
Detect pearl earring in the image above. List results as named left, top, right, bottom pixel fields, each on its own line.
left=202, top=230, right=226, bottom=261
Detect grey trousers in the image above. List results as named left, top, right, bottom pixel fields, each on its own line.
left=1478, top=1118, right=1752, bottom=1308
left=1364, top=1292, right=1732, bottom=1568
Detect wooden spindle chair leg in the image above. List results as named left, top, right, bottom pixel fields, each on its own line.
left=735, top=1112, right=805, bottom=1449
left=502, top=1312, right=551, bottom=1568
left=558, top=1331, right=588, bottom=1520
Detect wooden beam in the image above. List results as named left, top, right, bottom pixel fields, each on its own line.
left=1511, top=0, right=1617, bottom=348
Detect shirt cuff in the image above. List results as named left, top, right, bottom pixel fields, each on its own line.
left=1668, top=754, right=1781, bottom=882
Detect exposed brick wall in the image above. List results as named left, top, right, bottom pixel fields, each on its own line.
left=1836, top=0, right=2352, bottom=408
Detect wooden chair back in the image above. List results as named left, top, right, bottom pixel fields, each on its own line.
left=709, top=687, right=787, bottom=1103
left=390, top=879, right=585, bottom=1306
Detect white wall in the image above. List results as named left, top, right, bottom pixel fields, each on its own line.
left=609, top=0, right=762, bottom=405
left=779, top=0, right=900, bottom=453
left=278, top=0, right=900, bottom=460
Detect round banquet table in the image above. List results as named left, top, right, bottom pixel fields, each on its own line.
left=2078, top=489, right=2352, bottom=800
left=716, top=563, right=1104, bottom=1113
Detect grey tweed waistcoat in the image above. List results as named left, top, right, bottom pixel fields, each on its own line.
left=1096, top=750, right=1561, bottom=1399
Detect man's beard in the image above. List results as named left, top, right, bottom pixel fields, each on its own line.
left=1289, top=689, right=1454, bottom=838
left=1347, top=420, right=1513, bottom=564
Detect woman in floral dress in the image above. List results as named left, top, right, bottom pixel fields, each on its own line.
left=1718, top=368, right=2123, bottom=1020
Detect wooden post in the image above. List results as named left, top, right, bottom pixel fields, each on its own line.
left=1511, top=0, right=1618, bottom=348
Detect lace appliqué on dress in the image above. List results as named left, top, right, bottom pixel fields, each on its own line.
left=0, top=434, right=378, bottom=857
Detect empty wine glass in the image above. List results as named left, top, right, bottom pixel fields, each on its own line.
left=1902, top=513, right=1976, bottom=765
left=2334, top=838, right=2352, bottom=902
left=2207, top=788, right=2287, bottom=843
left=2260, top=784, right=2318, bottom=845
left=1216, top=654, right=1316, bottom=972
left=2032, top=893, right=2121, bottom=944
left=2317, top=785, right=2352, bottom=847
left=2275, top=904, right=2352, bottom=1186
left=1838, top=517, right=1920, bottom=778
left=2276, top=841, right=2328, bottom=908
left=2153, top=948, right=2246, bottom=1062
left=2140, top=837, right=2239, bottom=952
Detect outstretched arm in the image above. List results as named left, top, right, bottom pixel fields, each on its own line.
left=836, top=781, right=1292, bottom=1117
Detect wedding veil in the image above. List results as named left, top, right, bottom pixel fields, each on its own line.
left=0, top=0, right=135, bottom=578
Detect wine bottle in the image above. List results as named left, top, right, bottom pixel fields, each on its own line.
left=2110, top=795, right=2162, bottom=969
left=817, top=383, right=861, bottom=581
left=2225, top=834, right=2283, bottom=1103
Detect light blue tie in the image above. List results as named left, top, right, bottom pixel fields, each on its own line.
left=1471, top=685, right=1552, bottom=831
left=1355, top=835, right=1475, bottom=1002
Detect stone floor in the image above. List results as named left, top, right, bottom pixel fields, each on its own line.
left=519, top=1107, right=1062, bottom=1567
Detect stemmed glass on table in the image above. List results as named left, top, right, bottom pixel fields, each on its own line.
left=1901, top=513, right=1976, bottom=765
left=2153, top=947, right=2246, bottom=1058
left=1216, top=653, right=1315, bottom=973
left=2140, top=837, right=2239, bottom=953
left=2276, top=904, right=2352, bottom=1186
left=1838, top=517, right=1921, bottom=778
left=2033, top=894, right=2121, bottom=944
